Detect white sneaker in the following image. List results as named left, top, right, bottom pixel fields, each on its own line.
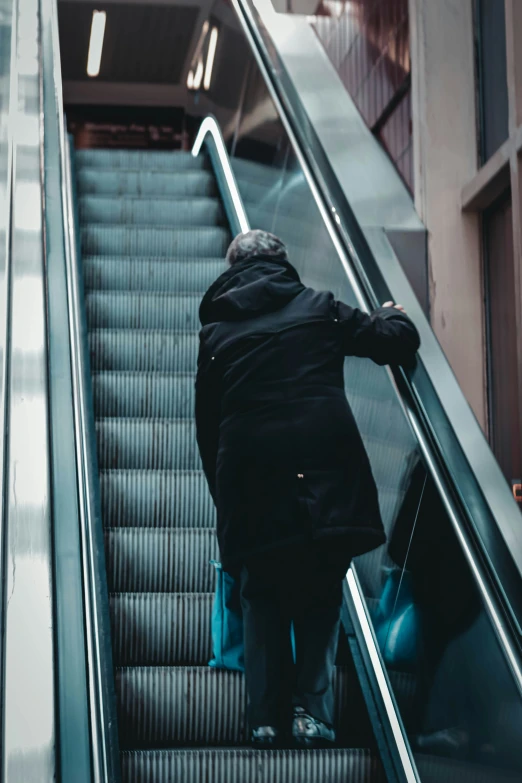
left=292, top=706, right=336, bottom=747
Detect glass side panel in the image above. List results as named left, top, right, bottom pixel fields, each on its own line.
left=386, top=461, right=522, bottom=780
left=197, top=1, right=522, bottom=777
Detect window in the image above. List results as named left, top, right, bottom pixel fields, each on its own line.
left=476, top=0, right=509, bottom=162
left=484, top=194, right=521, bottom=488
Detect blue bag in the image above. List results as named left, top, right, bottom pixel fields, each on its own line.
left=374, top=568, right=423, bottom=671
left=209, top=561, right=245, bottom=672
left=209, top=561, right=297, bottom=672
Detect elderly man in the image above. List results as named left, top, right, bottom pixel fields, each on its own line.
left=196, top=229, right=420, bottom=748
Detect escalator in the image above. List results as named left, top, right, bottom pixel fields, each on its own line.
left=75, top=144, right=386, bottom=780
left=28, top=0, right=522, bottom=781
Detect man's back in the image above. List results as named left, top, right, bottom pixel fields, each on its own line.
left=196, top=252, right=420, bottom=569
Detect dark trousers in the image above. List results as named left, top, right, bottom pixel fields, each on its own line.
left=239, top=539, right=351, bottom=730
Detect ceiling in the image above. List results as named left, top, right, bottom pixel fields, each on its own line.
left=58, top=0, right=241, bottom=110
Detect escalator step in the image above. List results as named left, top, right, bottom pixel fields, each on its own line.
left=121, top=748, right=385, bottom=783
left=77, top=169, right=216, bottom=198
left=116, top=666, right=355, bottom=747
left=106, top=528, right=217, bottom=593
left=100, top=470, right=214, bottom=529
left=79, top=197, right=224, bottom=227
left=93, top=373, right=195, bottom=418
left=75, top=149, right=207, bottom=171
left=83, top=257, right=224, bottom=293
left=89, top=330, right=198, bottom=372
left=86, top=292, right=201, bottom=330
left=110, top=593, right=213, bottom=666
left=81, top=225, right=229, bottom=258
left=110, top=592, right=351, bottom=668
left=96, top=418, right=199, bottom=470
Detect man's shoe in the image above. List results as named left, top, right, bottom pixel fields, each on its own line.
left=292, top=706, right=336, bottom=748
left=251, top=726, right=279, bottom=748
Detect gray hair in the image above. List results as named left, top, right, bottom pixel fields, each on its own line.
left=226, top=229, right=288, bottom=266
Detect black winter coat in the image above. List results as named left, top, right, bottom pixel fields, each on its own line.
left=195, top=255, right=420, bottom=570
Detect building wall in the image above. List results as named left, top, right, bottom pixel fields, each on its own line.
left=409, top=0, right=486, bottom=427
left=410, top=0, right=522, bottom=499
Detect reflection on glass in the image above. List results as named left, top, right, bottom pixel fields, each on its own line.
left=380, top=460, right=522, bottom=781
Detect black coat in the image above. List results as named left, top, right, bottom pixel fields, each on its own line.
left=196, top=255, right=420, bottom=569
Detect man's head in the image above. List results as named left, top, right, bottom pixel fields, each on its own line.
left=226, top=229, right=288, bottom=266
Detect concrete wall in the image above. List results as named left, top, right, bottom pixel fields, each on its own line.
left=409, top=0, right=487, bottom=429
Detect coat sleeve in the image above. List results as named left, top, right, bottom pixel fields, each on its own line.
left=195, top=342, right=221, bottom=503
left=334, top=301, right=421, bottom=367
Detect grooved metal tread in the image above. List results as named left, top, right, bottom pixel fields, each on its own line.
left=79, top=196, right=224, bottom=226
left=77, top=169, right=217, bottom=197
left=81, top=225, right=229, bottom=258
left=84, top=257, right=225, bottom=293
left=88, top=330, right=199, bottom=372
left=116, top=665, right=357, bottom=747
left=100, top=470, right=215, bottom=529
left=76, top=149, right=208, bottom=170
left=93, top=372, right=196, bottom=418
left=121, top=748, right=386, bottom=783
left=96, top=418, right=200, bottom=470
left=105, top=527, right=217, bottom=593
left=86, top=292, right=201, bottom=331
left=110, top=591, right=352, bottom=668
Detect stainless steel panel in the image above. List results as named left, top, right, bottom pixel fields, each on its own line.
left=2, top=0, right=56, bottom=779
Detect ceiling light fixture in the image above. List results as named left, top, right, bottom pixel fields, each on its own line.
left=193, top=59, right=204, bottom=91
left=187, top=69, right=194, bottom=89
left=87, top=10, right=106, bottom=78
left=203, top=27, right=218, bottom=90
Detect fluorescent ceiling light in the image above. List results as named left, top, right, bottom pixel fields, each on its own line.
left=194, top=21, right=209, bottom=61
left=193, top=59, right=204, bottom=91
left=87, top=10, right=106, bottom=78
left=187, top=70, right=194, bottom=89
left=203, top=27, right=218, bottom=90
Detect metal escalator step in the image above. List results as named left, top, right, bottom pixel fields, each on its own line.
left=86, top=292, right=201, bottom=330
left=75, top=149, right=207, bottom=171
left=106, top=528, right=217, bottom=593
left=79, top=196, right=224, bottom=226
left=100, top=470, right=214, bottom=529
left=89, top=330, right=198, bottom=372
left=116, top=666, right=356, bottom=747
left=96, top=418, right=199, bottom=470
left=110, top=592, right=351, bottom=667
left=77, top=169, right=216, bottom=198
left=83, top=257, right=224, bottom=293
left=110, top=593, right=213, bottom=666
left=93, top=372, right=195, bottom=418
left=121, top=748, right=385, bottom=783
left=81, top=225, right=229, bottom=258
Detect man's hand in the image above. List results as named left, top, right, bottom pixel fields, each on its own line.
left=383, top=301, right=406, bottom=313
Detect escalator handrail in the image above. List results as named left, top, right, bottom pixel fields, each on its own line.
left=62, top=132, right=122, bottom=783
left=192, top=116, right=420, bottom=783
left=192, top=115, right=250, bottom=235
left=0, top=0, right=16, bottom=734
left=44, top=0, right=121, bottom=779
left=227, top=0, right=522, bottom=685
